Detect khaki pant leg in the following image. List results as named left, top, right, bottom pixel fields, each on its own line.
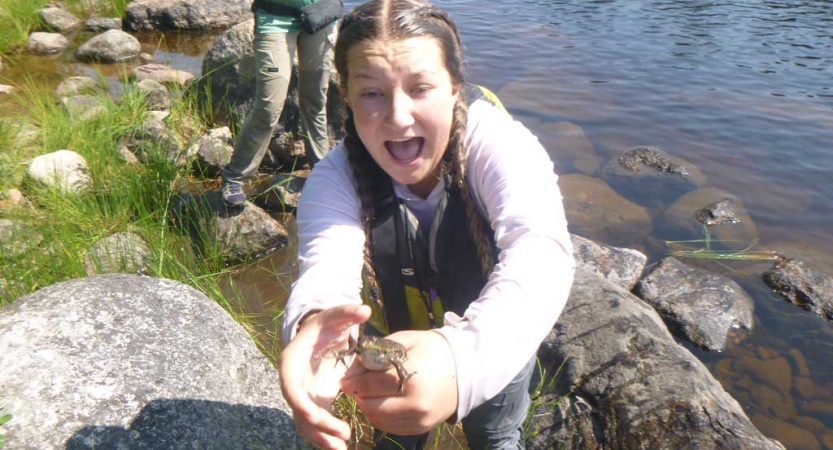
left=296, top=22, right=336, bottom=163
left=224, top=31, right=296, bottom=182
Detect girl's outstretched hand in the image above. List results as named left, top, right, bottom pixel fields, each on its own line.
left=341, top=329, right=458, bottom=435
left=278, top=304, right=372, bottom=450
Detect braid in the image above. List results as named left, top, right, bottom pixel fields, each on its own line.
left=344, top=111, right=385, bottom=310
left=446, top=95, right=495, bottom=278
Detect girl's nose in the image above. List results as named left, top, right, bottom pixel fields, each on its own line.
left=387, top=92, right=415, bottom=129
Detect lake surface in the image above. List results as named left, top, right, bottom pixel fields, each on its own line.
left=3, top=0, right=832, bottom=447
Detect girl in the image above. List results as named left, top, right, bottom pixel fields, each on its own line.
left=278, top=0, right=575, bottom=449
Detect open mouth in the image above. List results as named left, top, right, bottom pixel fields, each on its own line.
left=385, top=137, right=424, bottom=164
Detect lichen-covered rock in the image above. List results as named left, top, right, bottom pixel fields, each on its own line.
left=0, top=274, right=309, bottom=449
left=635, top=257, right=754, bottom=351
left=570, top=233, right=646, bottom=291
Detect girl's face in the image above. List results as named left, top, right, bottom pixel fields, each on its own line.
left=344, top=36, right=460, bottom=198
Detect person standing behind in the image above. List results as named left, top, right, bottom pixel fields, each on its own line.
left=221, top=0, right=340, bottom=206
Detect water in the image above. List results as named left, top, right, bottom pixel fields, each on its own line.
left=3, top=1, right=832, bottom=447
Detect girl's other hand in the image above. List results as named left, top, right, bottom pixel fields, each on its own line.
left=341, top=329, right=458, bottom=435
left=278, top=304, right=371, bottom=450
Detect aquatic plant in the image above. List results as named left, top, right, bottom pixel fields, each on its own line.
left=666, top=225, right=781, bottom=261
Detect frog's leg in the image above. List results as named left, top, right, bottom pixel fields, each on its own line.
left=392, top=362, right=416, bottom=395
left=333, top=338, right=357, bottom=368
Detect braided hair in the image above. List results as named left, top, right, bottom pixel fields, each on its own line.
left=335, top=0, right=495, bottom=308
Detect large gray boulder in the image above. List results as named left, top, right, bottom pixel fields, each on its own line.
left=0, top=274, right=308, bottom=449
left=124, top=0, right=252, bottom=31
left=528, top=269, right=785, bottom=450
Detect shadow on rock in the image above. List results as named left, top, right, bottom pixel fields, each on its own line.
left=66, top=398, right=309, bottom=450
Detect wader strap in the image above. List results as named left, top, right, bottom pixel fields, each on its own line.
left=370, top=180, right=412, bottom=333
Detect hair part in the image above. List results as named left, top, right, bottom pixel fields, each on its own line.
left=337, top=0, right=494, bottom=313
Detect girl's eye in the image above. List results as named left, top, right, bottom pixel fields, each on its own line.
left=412, top=85, right=430, bottom=96
left=361, top=91, right=382, bottom=99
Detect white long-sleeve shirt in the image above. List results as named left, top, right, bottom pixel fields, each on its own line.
left=282, top=99, right=575, bottom=421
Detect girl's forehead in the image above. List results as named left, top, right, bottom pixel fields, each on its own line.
left=346, top=36, right=444, bottom=69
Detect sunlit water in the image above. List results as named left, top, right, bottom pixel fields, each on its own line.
left=2, top=0, right=831, bottom=446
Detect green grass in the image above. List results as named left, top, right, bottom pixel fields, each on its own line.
left=0, top=73, right=278, bottom=348
left=0, top=0, right=128, bottom=54
left=0, top=404, right=10, bottom=449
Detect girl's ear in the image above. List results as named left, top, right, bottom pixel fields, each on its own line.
left=341, top=87, right=349, bottom=107
left=451, top=83, right=461, bottom=101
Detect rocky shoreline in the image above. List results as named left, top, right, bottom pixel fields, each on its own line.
left=1, top=1, right=832, bottom=449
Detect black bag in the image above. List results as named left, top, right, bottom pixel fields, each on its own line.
left=252, top=0, right=343, bottom=35
left=298, top=0, right=343, bottom=34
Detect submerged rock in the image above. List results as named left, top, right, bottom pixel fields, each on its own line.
left=599, top=146, right=706, bottom=215
left=559, top=174, right=653, bottom=248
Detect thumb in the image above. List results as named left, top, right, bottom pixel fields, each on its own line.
left=299, top=304, right=372, bottom=344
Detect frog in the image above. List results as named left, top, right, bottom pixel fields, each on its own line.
left=336, top=334, right=416, bottom=395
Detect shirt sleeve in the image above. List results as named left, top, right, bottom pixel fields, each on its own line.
left=434, top=100, right=576, bottom=421
left=281, top=145, right=366, bottom=345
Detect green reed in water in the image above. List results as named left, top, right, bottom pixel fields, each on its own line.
left=666, top=225, right=781, bottom=261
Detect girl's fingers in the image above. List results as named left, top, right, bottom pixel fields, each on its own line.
left=341, top=368, right=404, bottom=398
